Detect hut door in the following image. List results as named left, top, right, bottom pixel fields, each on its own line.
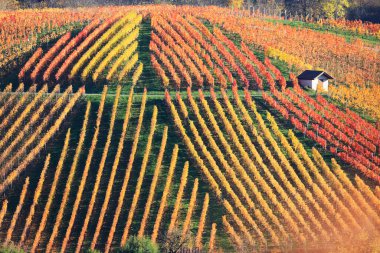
left=317, top=78, right=324, bottom=91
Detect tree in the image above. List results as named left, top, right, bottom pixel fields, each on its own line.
left=348, top=0, right=380, bottom=22
left=0, top=0, right=19, bottom=10
left=284, top=0, right=323, bottom=18
left=284, top=0, right=353, bottom=19
left=159, top=228, right=193, bottom=253
left=229, top=0, right=243, bottom=8
left=322, top=0, right=350, bottom=18
left=116, top=236, right=159, bottom=253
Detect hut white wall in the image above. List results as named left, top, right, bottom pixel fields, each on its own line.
left=311, top=79, right=318, bottom=90
left=299, top=79, right=318, bottom=90
left=322, top=80, right=329, bottom=91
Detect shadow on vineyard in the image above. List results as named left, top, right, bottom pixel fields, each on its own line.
left=0, top=93, right=233, bottom=251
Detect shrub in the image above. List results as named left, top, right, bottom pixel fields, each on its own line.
left=0, top=244, right=26, bottom=253
left=116, top=236, right=159, bottom=253
left=83, top=249, right=102, bottom=253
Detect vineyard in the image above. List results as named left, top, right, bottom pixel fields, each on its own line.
left=0, top=4, right=379, bottom=253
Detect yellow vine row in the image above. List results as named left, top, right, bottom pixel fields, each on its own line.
left=121, top=106, right=158, bottom=244
left=165, top=92, right=221, bottom=196
left=222, top=216, right=243, bottom=248
left=199, top=89, right=276, bottom=242
left=106, top=41, right=138, bottom=81
left=375, top=187, right=380, bottom=199
left=131, top=62, right=143, bottom=85
left=151, top=144, right=178, bottom=243
left=168, top=161, right=189, bottom=233
left=82, top=15, right=142, bottom=81
left=0, top=85, right=60, bottom=152
left=0, top=84, right=37, bottom=132
left=0, top=85, right=71, bottom=168
left=166, top=92, right=267, bottom=242
left=105, top=87, right=144, bottom=253
left=208, top=223, right=217, bottom=253
left=223, top=199, right=254, bottom=244
left=233, top=91, right=316, bottom=239
left=45, top=101, right=91, bottom=253
left=195, top=193, right=209, bottom=249
left=187, top=92, right=261, bottom=225
left=331, top=158, right=380, bottom=225
left=20, top=154, right=50, bottom=245
left=355, top=176, right=380, bottom=213
left=289, top=130, right=360, bottom=232
left=5, top=177, right=29, bottom=244
left=138, top=126, right=169, bottom=237
left=1, top=83, right=12, bottom=91
left=243, top=92, right=329, bottom=240
left=91, top=86, right=132, bottom=250
left=70, top=13, right=136, bottom=78
left=118, top=52, right=139, bottom=82
left=218, top=89, right=303, bottom=241
left=0, top=200, right=8, bottom=229
left=0, top=83, right=24, bottom=119
left=60, top=86, right=108, bottom=253
left=31, top=130, right=71, bottom=253
left=0, top=89, right=81, bottom=194
left=193, top=90, right=282, bottom=242
left=176, top=92, right=188, bottom=118
left=0, top=83, right=12, bottom=102
left=312, top=148, right=379, bottom=229
left=75, top=86, right=121, bottom=253
left=92, top=28, right=139, bottom=82
left=0, top=84, right=48, bottom=150
left=266, top=111, right=340, bottom=236
left=181, top=178, right=198, bottom=239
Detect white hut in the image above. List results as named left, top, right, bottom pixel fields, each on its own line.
left=297, top=70, right=333, bottom=92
